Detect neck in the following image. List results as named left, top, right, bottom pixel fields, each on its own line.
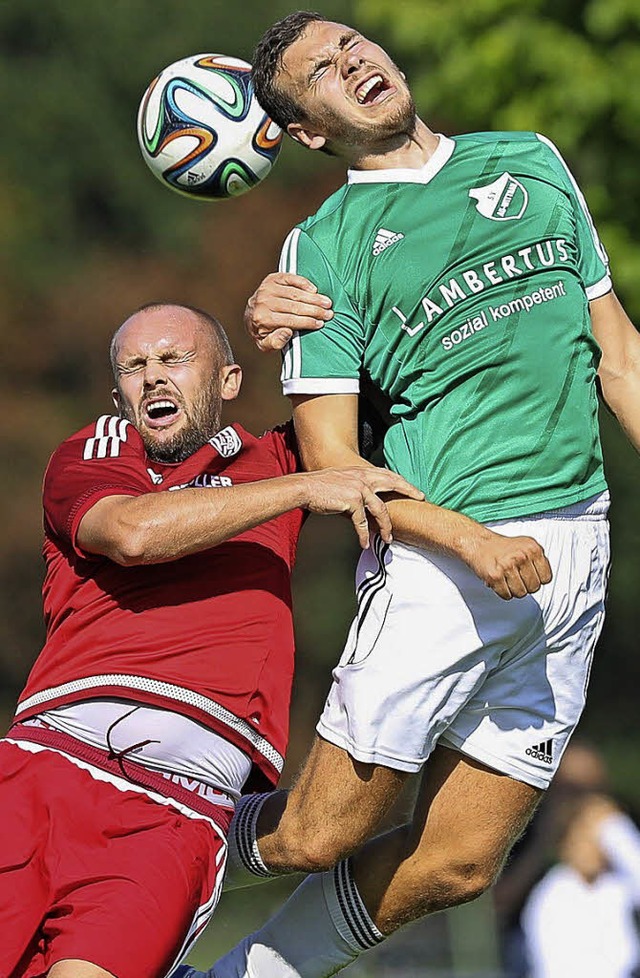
left=345, top=118, right=439, bottom=171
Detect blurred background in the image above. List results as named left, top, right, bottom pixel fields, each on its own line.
left=1, top=0, right=639, bottom=975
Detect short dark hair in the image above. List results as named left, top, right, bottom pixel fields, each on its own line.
left=110, top=302, right=235, bottom=378
left=252, top=10, right=326, bottom=129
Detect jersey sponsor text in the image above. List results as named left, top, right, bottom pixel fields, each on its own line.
left=168, top=474, right=233, bottom=491
left=391, top=238, right=570, bottom=334
left=441, top=281, right=567, bottom=351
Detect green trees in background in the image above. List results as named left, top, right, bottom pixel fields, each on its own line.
left=0, top=0, right=349, bottom=288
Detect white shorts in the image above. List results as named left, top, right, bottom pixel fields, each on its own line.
left=317, top=493, right=610, bottom=789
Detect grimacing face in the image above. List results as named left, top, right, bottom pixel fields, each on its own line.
left=280, top=20, right=416, bottom=152
left=111, top=307, right=241, bottom=464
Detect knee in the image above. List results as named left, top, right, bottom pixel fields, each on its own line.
left=405, top=844, right=505, bottom=915
left=439, top=853, right=501, bottom=905
left=268, top=820, right=353, bottom=874
left=262, top=778, right=382, bottom=874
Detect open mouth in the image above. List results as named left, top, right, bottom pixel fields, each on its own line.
left=355, top=73, right=391, bottom=105
left=143, top=398, right=182, bottom=429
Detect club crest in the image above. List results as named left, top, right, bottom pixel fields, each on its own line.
left=210, top=426, right=242, bottom=458
left=469, top=172, right=528, bottom=221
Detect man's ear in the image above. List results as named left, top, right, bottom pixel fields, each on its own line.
left=287, top=121, right=327, bottom=152
left=111, top=387, right=122, bottom=414
left=220, top=364, right=243, bottom=402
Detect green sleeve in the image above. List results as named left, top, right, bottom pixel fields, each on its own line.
left=536, top=134, right=612, bottom=300
left=279, top=227, right=365, bottom=396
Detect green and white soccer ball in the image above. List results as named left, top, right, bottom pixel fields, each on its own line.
left=137, top=54, right=283, bottom=200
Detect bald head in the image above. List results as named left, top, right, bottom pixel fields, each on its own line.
left=110, top=302, right=234, bottom=381
left=110, top=302, right=242, bottom=463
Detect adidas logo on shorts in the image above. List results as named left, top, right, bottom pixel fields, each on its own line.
left=526, top=739, right=554, bottom=764
left=372, top=228, right=404, bottom=256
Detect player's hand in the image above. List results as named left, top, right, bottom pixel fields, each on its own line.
left=244, top=272, right=334, bottom=352
left=300, top=467, right=424, bottom=549
left=464, top=530, right=552, bottom=600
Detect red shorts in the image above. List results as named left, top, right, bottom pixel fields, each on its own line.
left=0, top=739, right=233, bottom=978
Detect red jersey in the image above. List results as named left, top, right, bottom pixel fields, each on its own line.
left=16, top=416, right=304, bottom=788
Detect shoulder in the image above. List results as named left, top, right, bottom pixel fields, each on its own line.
left=284, top=183, right=356, bottom=253
left=454, top=130, right=541, bottom=148
left=223, top=422, right=298, bottom=477
left=454, top=130, right=563, bottom=162
left=42, top=417, right=148, bottom=542
left=257, top=421, right=299, bottom=476
left=281, top=183, right=367, bottom=276
left=298, top=183, right=351, bottom=233
left=59, top=415, right=140, bottom=451
left=74, top=415, right=141, bottom=457
left=46, top=416, right=144, bottom=474
left=454, top=131, right=576, bottom=185
left=263, top=419, right=298, bottom=453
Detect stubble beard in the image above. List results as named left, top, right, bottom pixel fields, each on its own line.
left=119, top=379, right=223, bottom=464
left=319, top=86, right=417, bottom=151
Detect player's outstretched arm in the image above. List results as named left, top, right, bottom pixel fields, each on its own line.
left=591, top=291, right=640, bottom=453
left=291, top=393, right=552, bottom=601
left=388, top=499, right=552, bottom=601
left=245, top=272, right=333, bottom=351
left=77, top=466, right=422, bottom=565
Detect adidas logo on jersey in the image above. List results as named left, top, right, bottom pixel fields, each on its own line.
left=526, top=739, right=554, bottom=764
left=372, top=228, right=404, bottom=256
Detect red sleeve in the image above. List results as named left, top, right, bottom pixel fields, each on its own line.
left=44, top=415, right=151, bottom=555
left=264, top=420, right=301, bottom=476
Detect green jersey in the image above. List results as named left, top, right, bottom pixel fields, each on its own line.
left=280, top=132, right=610, bottom=522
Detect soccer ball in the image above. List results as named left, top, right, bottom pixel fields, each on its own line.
left=137, top=54, right=283, bottom=200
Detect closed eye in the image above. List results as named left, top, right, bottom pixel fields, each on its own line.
left=159, top=351, right=192, bottom=364
left=117, top=360, right=145, bottom=376
left=117, top=350, right=194, bottom=375
left=340, top=31, right=360, bottom=48
left=309, top=58, right=332, bottom=82
left=309, top=32, right=362, bottom=82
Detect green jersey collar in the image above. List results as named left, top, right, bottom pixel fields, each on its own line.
left=347, top=134, right=455, bottom=185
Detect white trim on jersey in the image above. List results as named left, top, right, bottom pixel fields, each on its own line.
left=279, top=226, right=301, bottom=275
left=586, top=275, right=613, bottom=301
left=282, top=378, right=361, bottom=395
left=347, top=134, right=455, bottom=184
left=83, top=415, right=130, bottom=461
left=280, top=331, right=303, bottom=386
left=535, top=134, right=610, bottom=271
left=162, top=837, right=228, bottom=976
left=279, top=227, right=303, bottom=385
left=15, top=674, right=284, bottom=773
left=278, top=228, right=361, bottom=395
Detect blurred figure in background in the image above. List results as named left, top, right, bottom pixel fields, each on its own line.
left=522, top=789, right=640, bottom=978
left=494, top=740, right=611, bottom=976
